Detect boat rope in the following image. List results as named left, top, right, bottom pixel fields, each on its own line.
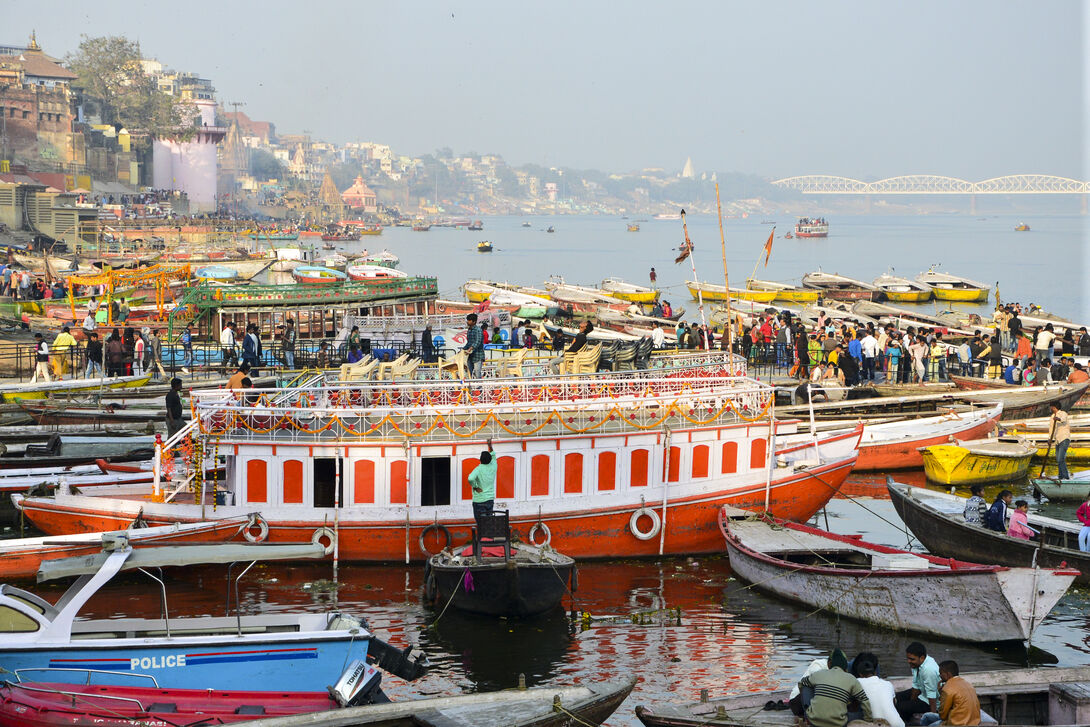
left=552, top=702, right=598, bottom=727
left=804, top=471, right=921, bottom=550
left=429, top=568, right=465, bottom=629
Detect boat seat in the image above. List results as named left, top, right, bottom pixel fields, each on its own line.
left=338, top=356, right=376, bottom=382
left=473, top=509, right=511, bottom=563
left=613, top=345, right=636, bottom=371
left=148, top=703, right=178, bottom=713
left=236, top=706, right=267, bottom=715
left=389, top=357, right=421, bottom=381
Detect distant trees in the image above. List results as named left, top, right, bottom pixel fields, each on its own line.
left=65, top=35, right=189, bottom=147
left=250, top=148, right=286, bottom=181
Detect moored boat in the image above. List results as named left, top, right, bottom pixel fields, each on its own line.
left=745, top=279, right=820, bottom=303
left=920, top=436, right=1036, bottom=484
left=801, top=270, right=880, bottom=301
left=915, top=266, right=990, bottom=302
left=291, top=265, right=348, bottom=285
left=853, top=403, right=1003, bottom=470
left=719, top=506, right=1075, bottom=642
left=193, top=264, right=240, bottom=282
left=468, top=220, right=484, bottom=231
left=872, top=271, right=933, bottom=302
left=600, top=277, right=659, bottom=303
left=1031, top=472, right=1090, bottom=501
left=346, top=263, right=408, bottom=282
left=687, top=281, right=777, bottom=303
left=0, top=374, right=151, bottom=403
left=887, top=480, right=1090, bottom=584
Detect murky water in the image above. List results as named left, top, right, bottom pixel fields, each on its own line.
left=48, top=478, right=1089, bottom=726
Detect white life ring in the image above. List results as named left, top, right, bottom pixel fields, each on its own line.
left=311, top=527, right=336, bottom=555
left=629, top=507, right=661, bottom=541
left=528, top=521, right=552, bottom=547
left=243, top=514, right=269, bottom=543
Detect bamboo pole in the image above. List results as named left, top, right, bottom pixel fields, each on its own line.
left=715, top=184, right=732, bottom=353
left=680, top=210, right=710, bottom=348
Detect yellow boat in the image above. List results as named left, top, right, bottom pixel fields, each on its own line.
left=626, top=224, right=639, bottom=232
left=920, top=436, right=1036, bottom=485
left=599, top=278, right=659, bottom=303
left=872, top=273, right=933, bottom=303
left=746, top=279, right=821, bottom=303
left=0, top=374, right=152, bottom=403
left=915, top=268, right=989, bottom=303
left=687, top=281, right=777, bottom=303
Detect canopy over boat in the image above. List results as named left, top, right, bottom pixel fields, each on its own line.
left=194, top=265, right=239, bottom=281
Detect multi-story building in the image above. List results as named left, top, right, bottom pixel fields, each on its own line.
left=0, top=34, right=78, bottom=166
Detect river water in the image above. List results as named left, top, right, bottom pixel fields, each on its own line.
left=33, top=213, right=1090, bottom=724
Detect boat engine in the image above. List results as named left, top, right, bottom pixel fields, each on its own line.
left=329, top=659, right=388, bottom=707
left=366, top=636, right=430, bottom=681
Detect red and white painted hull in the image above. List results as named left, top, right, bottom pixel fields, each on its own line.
left=793, top=231, right=828, bottom=238
left=854, top=403, right=1003, bottom=470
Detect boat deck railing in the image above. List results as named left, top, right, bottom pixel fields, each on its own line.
left=191, top=375, right=773, bottom=443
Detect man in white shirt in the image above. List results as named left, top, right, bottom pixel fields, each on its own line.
left=861, top=331, right=880, bottom=381
left=220, top=321, right=238, bottom=374
left=651, top=322, right=665, bottom=349
left=1035, top=324, right=1056, bottom=365
left=853, top=652, right=904, bottom=727
left=82, top=312, right=96, bottom=333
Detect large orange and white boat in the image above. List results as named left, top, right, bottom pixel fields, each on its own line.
left=14, top=356, right=860, bottom=563
left=794, top=217, right=829, bottom=238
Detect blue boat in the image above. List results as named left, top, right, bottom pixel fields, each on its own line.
left=193, top=264, right=240, bottom=281
left=0, top=540, right=427, bottom=691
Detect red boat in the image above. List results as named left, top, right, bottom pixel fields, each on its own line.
left=321, top=232, right=362, bottom=242
left=794, top=217, right=828, bottom=237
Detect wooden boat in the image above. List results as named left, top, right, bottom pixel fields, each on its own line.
left=477, top=240, right=493, bottom=252
left=851, top=300, right=976, bottom=335
left=17, top=401, right=176, bottom=426
left=687, top=281, right=777, bottom=303
left=360, top=250, right=400, bottom=268
left=0, top=518, right=249, bottom=580
left=412, top=222, right=431, bottom=231
left=291, top=265, right=348, bottom=285
left=745, top=279, right=820, bottom=303
left=193, top=264, right=239, bottom=281
left=915, top=266, right=990, bottom=302
left=320, top=253, right=349, bottom=269
left=600, top=278, right=659, bottom=303
left=464, top=280, right=522, bottom=303
left=321, top=232, right=362, bottom=242
left=346, top=264, right=408, bottom=282
left=247, top=231, right=299, bottom=240
left=719, top=506, right=1075, bottom=642
left=801, top=270, right=880, bottom=300
left=1016, top=222, right=1031, bottom=231
left=423, top=521, right=575, bottom=617
left=635, top=665, right=1090, bottom=727
left=920, top=435, right=1036, bottom=484
left=627, top=223, right=640, bottom=231
left=545, top=284, right=629, bottom=310
left=888, top=480, right=1090, bottom=584
left=1031, top=473, right=1090, bottom=501
left=872, top=272, right=933, bottom=302
left=853, top=403, right=1003, bottom=470
left=0, top=374, right=151, bottom=403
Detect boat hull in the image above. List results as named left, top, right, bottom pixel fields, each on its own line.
left=803, top=288, right=877, bottom=301
left=0, top=375, right=151, bottom=403
left=686, top=283, right=776, bottom=303
left=920, top=444, right=1033, bottom=485
left=855, top=407, right=1002, bottom=471
left=931, top=288, right=989, bottom=302
left=888, top=481, right=1090, bottom=584
left=771, top=289, right=821, bottom=303
left=606, top=290, right=658, bottom=304
left=1031, top=477, right=1090, bottom=501
left=881, top=290, right=932, bottom=303
left=425, top=560, right=573, bottom=617
left=15, top=458, right=856, bottom=563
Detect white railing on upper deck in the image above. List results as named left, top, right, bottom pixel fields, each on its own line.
left=190, top=374, right=772, bottom=444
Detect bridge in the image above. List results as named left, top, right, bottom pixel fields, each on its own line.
left=771, top=174, right=1088, bottom=195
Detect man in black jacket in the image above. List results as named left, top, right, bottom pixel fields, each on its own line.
left=165, top=377, right=185, bottom=438
left=84, top=333, right=104, bottom=379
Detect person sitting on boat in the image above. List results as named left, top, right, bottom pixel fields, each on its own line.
left=963, top=485, right=987, bottom=526
left=522, top=322, right=536, bottom=349
left=919, top=661, right=981, bottom=727
left=894, top=642, right=940, bottom=724
left=662, top=300, right=672, bottom=318
left=1002, top=360, right=1020, bottom=385
left=983, top=490, right=1013, bottom=533
left=1021, top=360, right=1038, bottom=386
left=1050, top=357, right=1071, bottom=385
left=1006, top=500, right=1036, bottom=541
left=852, top=653, right=903, bottom=727
left=789, top=648, right=871, bottom=727
left=1068, top=362, right=1090, bottom=384
left=469, top=438, right=496, bottom=534
left=346, top=343, right=364, bottom=365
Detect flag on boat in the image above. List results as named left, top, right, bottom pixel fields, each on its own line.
left=675, top=209, right=693, bottom=264
left=763, top=227, right=775, bottom=267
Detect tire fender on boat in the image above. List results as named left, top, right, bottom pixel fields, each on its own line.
left=243, top=514, right=269, bottom=543
left=529, top=521, right=551, bottom=547
left=311, top=526, right=336, bottom=555
left=419, top=523, right=451, bottom=555
left=629, top=507, right=661, bottom=541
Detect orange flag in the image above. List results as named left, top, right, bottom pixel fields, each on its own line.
left=763, top=227, right=775, bottom=267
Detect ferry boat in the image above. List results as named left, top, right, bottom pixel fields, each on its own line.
left=14, top=366, right=861, bottom=563
left=794, top=217, right=829, bottom=238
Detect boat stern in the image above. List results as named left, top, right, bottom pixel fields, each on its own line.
left=993, top=567, right=1079, bottom=640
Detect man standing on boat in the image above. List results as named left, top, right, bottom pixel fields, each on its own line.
left=649, top=267, right=657, bottom=289
left=165, top=377, right=185, bottom=439
left=1048, top=402, right=1071, bottom=481
left=463, top=313, right=485, bottom=377
left=469, top=438, right=496, bottom=533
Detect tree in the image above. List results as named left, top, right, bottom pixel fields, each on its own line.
left=250, top=148, right=285, bottom=181
left=65, top=35, right=188, bottom=147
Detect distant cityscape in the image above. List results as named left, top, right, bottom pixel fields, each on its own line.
left=0, top=32, right=1083, bottom=222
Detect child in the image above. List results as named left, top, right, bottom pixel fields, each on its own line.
left=1007, top=500, right=1035, bottom=541
left=1078, top=493, right=1090, bottom=552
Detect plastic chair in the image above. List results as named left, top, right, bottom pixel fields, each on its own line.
left=497, top=348, right=528, bottom=377
left=377, top=353, right=409, bottom=381
left=438, top=350, right=468, bottom=379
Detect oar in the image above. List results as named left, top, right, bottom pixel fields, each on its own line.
left=1038, top=424, right=1056, bottom=480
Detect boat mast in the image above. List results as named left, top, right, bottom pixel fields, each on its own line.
left=715, top=184, right=732, bottom=353
left=679, top=210, right=710, bottom=347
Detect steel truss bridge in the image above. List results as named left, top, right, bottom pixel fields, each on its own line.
left=771, top=175, right=1088, bottom=195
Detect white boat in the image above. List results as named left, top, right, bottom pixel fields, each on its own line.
left=801, top=270, right=880, bottom=300
left=488, top=289, right=554, bottom=308
left=720, top=506, right=1076, bottom=642
left=360, top=249, right=400, bottom=268
left=346, top=263, right=408, bottom=282
left=543, top=280, right=629, bottom=307
left=320, top=253, right=349, bottom=269
left=0, top=542, right=427, bottom=690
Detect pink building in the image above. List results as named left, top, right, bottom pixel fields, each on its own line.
left=151, top=100, right=224, bottom=212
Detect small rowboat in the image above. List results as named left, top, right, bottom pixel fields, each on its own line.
left=1015, top=222, right=1031, bottom=231
left=686, top=281, right=777, bottom=303
left=853, top=403, right=1003, bottom=471
left=360, top=250, right=400, bottom=268
left=800, top=270, right=880, bottom=300
left=872, top=271, right=933, bottom=302
left=292, top=265, right=348, bottom=285
left=346, top=264, right=408, bottom=282
left=477, top=240, right=493, bottom=252
left=920, top=435, right=1036, bottom=485
left=0, top=374, right=152, bottom=403
left=599, top=277, right=659, bottom=303
left=916, top=266, right=990, bottom=302
left=744, top=278, right=820, bottom=303
left=718, top=505, right=1076, bottom=643
left=1031, top=473, right=1090, bottom=501
left=193, top=264, right=240, bottom=281
left=626, top=223, right=639, bottom=231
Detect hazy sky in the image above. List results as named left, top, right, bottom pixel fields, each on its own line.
left=8, top=1, right=1085, bottom=179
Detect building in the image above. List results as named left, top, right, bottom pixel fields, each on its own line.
left=222, top=111, right=276, bottom=146
left=151, top=100, right=224, bottom=212
left=341, top=175, right=377, bottom=212
left=0, top=34, right=78, bottom=165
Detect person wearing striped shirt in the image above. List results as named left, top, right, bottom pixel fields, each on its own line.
left=789, top=648, right=872, bottom=727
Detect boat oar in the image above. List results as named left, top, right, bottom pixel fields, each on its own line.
left=1038, top=425, right=1055, bottom=480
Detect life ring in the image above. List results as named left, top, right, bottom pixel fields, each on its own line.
left=437, top=302, right=447, bottom=313
left=629, top=507, right=661, bottom=541
left=419, top=523, right=451, bottom=555
left=311, top=527, right=336, bottom=555
left=243, top=514, right=269, bottom=543
left=528, top=521, right=551, bottom=547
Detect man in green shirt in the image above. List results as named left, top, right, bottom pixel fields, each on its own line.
left=790, top=648, right=871, bottom=727
left=468, top=438, right=496, bottom=532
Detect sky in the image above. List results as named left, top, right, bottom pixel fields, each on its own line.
left=6, top=1, right=1086, bottom=180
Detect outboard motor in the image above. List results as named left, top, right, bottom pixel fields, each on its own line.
left=366, top=636, right=429, bottom=681
left=329, top=660, right=388, bottom=707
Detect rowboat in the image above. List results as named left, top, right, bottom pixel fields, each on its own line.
left=292, top=265, right=348, bottom=285
left=686, top=281, right=777, bottom=303
left=320, top=253, right=349, bottom=269
left=872, top=272, right=933, bottom=302
left=346, top=263, right=408, bottom=282
left=635, top=665, right=1090, bottom=727
left=801, top=271, right=880, bottom=300
left=600, top=277, right=659, bottom=303
left=545, top=284, right=630, bottom=311
left=915, top=266, right=990, bottom=302
left=1016, top=222, right=1031, bottom=231
left=194, top=264, right=239, bottom=281
left=477, top=240, right=493, bottom=252
left=853, top=403, right=1003, bottom=470
left=0, top=374, right=151, bottom=403
left=464, top=280, right=521, bottom=303
left=0, top=518, right=249, bottom=580
left=247, top=232, right=299, bottom=240
left=920, top=435, right=1036, bottom=484
left=851, top=300, right=976, bottom=335
left=360, top=250, right=400, bottom=268
left=0, top=542, right=426, bottom=690
left=1031, top=473, right=1090, bottom=501
left=719, top=506, right=1075, bottom=642
left=887, top=480, right=1090, bottom=584
left=199, top=258, right=274, bottom=280
left=744, top=278, right=821, bottom=303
